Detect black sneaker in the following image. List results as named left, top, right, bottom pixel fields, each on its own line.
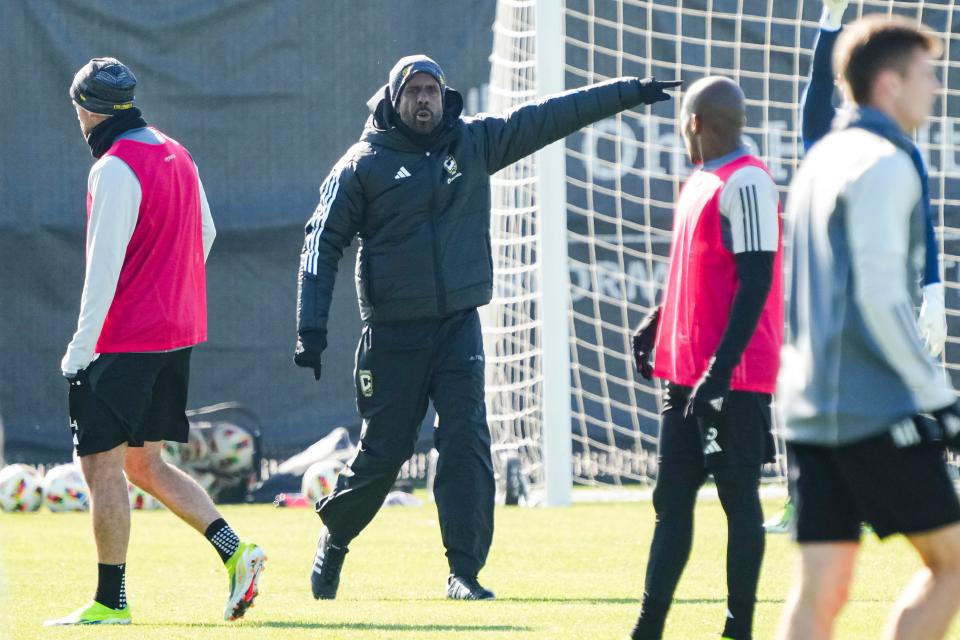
left=310, top=527, right=348, bottom=600
left=446, top=574, right=495, bottom=600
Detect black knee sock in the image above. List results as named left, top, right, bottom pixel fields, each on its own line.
left=204, top=518, right=240, bottom=563
left=630, top=593, right=671, bottom=640
left=94, top=563, right=126, bottom=610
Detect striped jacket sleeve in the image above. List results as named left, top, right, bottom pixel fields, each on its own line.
left=718, top=166, right=780, bottom=254
left=296, top=150, right=364, bottom=345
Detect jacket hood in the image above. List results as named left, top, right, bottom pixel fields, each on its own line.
left=362, top=85, right=464, bottom=151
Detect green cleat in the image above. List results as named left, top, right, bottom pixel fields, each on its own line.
left=224, top=541, right=266, bottom=621
left=763, top=500, right=795, bottom=535
left=43, top=600, right=131, bottom=626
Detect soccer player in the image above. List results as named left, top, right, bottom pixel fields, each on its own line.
left=46, top=58, right=264, bottom=626
left=763, top=0, right=949, bottom=537
left=803, top=0, right=945, bottom=358
left=295, top=54, right=679, bottom=601
left=628, top=76, right=783, bottom=640
left=778, top=17, right=960, bottom=639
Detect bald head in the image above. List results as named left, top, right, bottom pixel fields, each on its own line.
left=680, top=76, right=746, bottom=163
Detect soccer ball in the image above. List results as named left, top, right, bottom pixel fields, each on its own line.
left=180, top=426, right=211, bottom=467
left=301, top=459, right=342, bottom=504
left=161, top=440, right=181, bottom=466
left=162, top=427, right=210, bottom=468
left=0, top=464, right=44, bottom=512
left=43, top=464, right=90, bottom=512
left=207, top=424, right=254, bottom=474
left=127, top=483, right=162, bottom=510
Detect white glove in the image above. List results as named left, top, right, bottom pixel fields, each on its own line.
left=919, top=282, right=947, bottom=358
left=821, top=0, right=849, bottom=31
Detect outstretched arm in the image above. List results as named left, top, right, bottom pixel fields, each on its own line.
left=473, top=77, right=679, bottom=175
left=800, top=2, right=848, bottom=151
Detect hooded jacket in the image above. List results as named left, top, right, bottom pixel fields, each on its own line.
left=297, top=77, right=655, bottom=348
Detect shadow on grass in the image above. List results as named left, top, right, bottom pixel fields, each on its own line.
left=674, top=597, right=787, bottom=605
left=498, top=596, right=639, bottom=604
left=149, top=621, right=532, bottom=632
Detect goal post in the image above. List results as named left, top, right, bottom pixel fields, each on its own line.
left=485, top=0, right=960, bottom=502
left=536, top=0, right=574, bottom=507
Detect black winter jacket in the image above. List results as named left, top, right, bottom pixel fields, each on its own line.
left=297, top=78, right=654, bottom=350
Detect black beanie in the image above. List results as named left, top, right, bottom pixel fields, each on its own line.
left=388, top=55, right=446, bottom=108
left=70, top=57, right=137, bottom=115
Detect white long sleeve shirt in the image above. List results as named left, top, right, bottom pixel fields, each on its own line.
left=61, top=128, right=215, bottom=376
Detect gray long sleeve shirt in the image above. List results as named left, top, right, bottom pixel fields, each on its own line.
left=780, top=126, right=954, bottom=446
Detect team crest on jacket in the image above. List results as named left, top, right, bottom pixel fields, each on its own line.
left=359, top=370, right=374, bottom=397
left=443, top=154, right=458, bottom=175
left=444, top=154, right=462, bottom=184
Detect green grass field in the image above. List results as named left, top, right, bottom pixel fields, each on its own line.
left=1, top=498, right=957, bottom=639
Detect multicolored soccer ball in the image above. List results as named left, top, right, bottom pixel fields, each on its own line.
left=162, top=427, right=210, bottom=468
left=43, top=464, right=90, bottom=512
left=301, top=459, right=343, bottom=505
left=127, top=483, right=162, bottom=510
left=207, top=424, right=254, bottom=474
left=0, top=464, right=44, bottom=512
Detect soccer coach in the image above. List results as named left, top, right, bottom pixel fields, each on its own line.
left=295, top=54, right=679, bottom=601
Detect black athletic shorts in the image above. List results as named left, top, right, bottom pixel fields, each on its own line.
left=787, top=419, right=960, bottom=543
left=68, top=349, right=192, bottom=457
left=662, top=383, right=775, bottom=470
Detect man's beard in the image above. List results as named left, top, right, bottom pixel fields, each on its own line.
left=405, top=107, right=440, bottom=133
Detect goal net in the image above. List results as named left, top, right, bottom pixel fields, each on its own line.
left=484, top=0, right=960, bottom=500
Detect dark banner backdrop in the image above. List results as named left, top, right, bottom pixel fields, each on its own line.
left=4, top=0, right=958, bottom=466
left=0, top=0, right=496, bottom=462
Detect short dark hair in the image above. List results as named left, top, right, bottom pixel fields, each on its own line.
left=833, top=15, right=941, bottom=105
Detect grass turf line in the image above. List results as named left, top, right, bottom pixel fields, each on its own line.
left=1, top=501, right=958, bottom=639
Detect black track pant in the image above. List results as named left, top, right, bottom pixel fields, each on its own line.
left=638, top=383, right=766, bottom=637
left=316, top=308, right=495, bottom=576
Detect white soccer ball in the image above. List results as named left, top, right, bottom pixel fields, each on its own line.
left=207, top=424, right=255, bottom=474
left=301, top=459, right=342, bottom=504
left=161, top=440, right=182, bottom=466
left=162, top=427, right=210, bottom=469
left=127, top=483, right=162, bottom=510
left=43, top=464, right=90, bottom=512
left=181, top=427, right=211, bottom=467
left=0, top=464, right=44, bottom=512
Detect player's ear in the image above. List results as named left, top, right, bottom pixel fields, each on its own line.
left=874, top=68, right=901, bottom=103
left=690, top=113, right=702, bottom=135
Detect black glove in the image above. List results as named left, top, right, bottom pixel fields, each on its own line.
left=685, top=359, right=732, bottom=425
left=294, top=331, right=325, bottom=381
left=632, top=307, right=660, bottom=380
left=635, top=77, right=682, bottom=105
left=931, top=401, right=960, bottom=452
